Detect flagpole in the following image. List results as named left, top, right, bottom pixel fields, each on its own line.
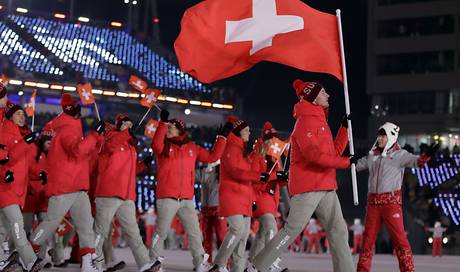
left=282, top=144, right=290, bottom=171
left=336, top=9, right=359, bottom=206
left=31, top=112, right=35, bottom=132
left=93, top=101, right=101, bottom=121
left=136, top=106, right=153, bottom=130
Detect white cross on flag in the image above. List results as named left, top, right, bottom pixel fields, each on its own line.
left=76, top=83, right=95, bottom=105
left=55, top=218, right=73, bottom=237
left=129, top=75, right=148, bottom=93
left=267, top=137, right=288, bottom=160
left=140, top=88, right=161, bottom=108
left=175, top=0, right=342, bottom=83
left=144, top=119, right=158, bottom=138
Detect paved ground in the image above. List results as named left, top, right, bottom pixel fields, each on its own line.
left=40, top=248, right=459, bottom=272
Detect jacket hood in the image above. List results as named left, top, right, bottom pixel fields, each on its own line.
left=292, top=100, right=328, bottom=121
left=47, top=113, right=82, bottom=132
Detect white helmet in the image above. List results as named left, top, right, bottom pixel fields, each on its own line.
left=354, top=218, right=361, bottom=225
left=370, top=122, right=400, bottom=157
left=435, top=221, right=441, bottom=228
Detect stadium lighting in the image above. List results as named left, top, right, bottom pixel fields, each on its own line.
left=153, top=18, right=160, bottom=23
left=184, top=109, right=191, bottom=115
left=16, top=8, right=28, bottom=13
left=18, top=91, right=24, bottom=96
left=24, top=81, right=37, bottom=87
left=9, top=80, right=23, bottom=85
left=50, top=84, right=64, bottom=90
left=443, top=237, right=448, bottom=244
left=428, top=237, right=433, bottom=244
left=132, top=0, right=138, bottom=5
left=124, top=0, right=129, bottom=3
left=189, top=100, right=201, bottom=106
left=110, top=21, right=123, bottom=27
left=201, top=102, right=212, bottom=107
left=165, top=96, right=177, bottom=102
left=63, top=86, right=76, bottom=91
left=54, top=13, right=66, bottom=19
left=212, top=103, right=224, bottom=109
left=177, top=99, right=188, bottom=104
left=78, top=17, right=90, bottom=23
left=0, top=5, right=3, bottom=10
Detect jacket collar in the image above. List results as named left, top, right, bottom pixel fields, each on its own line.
left=227, top=132, right=244, bottom=150
left=293, top=100, right=328, bottom=122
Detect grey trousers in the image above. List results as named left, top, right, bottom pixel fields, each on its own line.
left=0, top=205, right=37, bottom=268
left=49, top=227, right=75, bottom=265
left=253, top=191, right=354, bottom=272
left=94, top=198, right=150, bottom=269
left=31, top=191, right=95, bottom=251
left=248, top=213, right=277, bottom=261
left=149, top=198, right=204, bottom=268
left=23, top=212, right=47, bottom=258
left=213, top=215, right=251, bottom=272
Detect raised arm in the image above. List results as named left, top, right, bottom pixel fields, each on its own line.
left=196, top=136, right=226, bottom=163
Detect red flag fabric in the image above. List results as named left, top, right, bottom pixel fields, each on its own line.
left=175, top=0, right=342, bottom=83
left=129, top=75, right=148, bottom=93
left=144, top=119, right=158, bottom=138
left=56, top=218, right=73, bottom=237
left=25, top=90, right=37, bottom=117
left=76, top=83, right=95, bottom=105
left=267, top=137, right=288, bottom=160
left=140, top=88, right=161, bottom=108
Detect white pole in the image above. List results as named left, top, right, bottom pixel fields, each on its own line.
left=31, top=92, right=36, bottom=131
left=136, top=106, right=153, bottom=129
left=93, top=102, right=101, bottom=121
left=336, top=9, right=359, bottom=206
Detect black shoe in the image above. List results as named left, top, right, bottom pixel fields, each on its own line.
left=104, top=261, right=126, bottom=272
left=0, top=252, right=19, bottom=272
left=43, top=262, right=52, bottom=269
left=147, top=260, right=162, bottom=272
left=28, top=258, right=43, bottom=272
left=208, top=265, right=220, bottom=272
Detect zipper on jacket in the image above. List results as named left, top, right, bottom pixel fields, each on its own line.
left=375, top=157, right=383, bottom=193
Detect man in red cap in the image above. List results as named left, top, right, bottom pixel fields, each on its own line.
left=93, top=113, right=157, bottom=272
left=247, top=80, right=354, bottom=272
left=29, top=93, right=105, bottom=272
left=148, top=109, right=229, bottom=272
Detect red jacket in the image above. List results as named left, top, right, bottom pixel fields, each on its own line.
left=252, top=156, right=287, bottom=218
left=289, top=100, right=349, bottom=196
left=151, top=121, right=226, bottom=200
left=24, top=146, right=48, bottom=213
left=96, top=129, right=138, bottom=201
left=219, top=133, right=261, bottom=217
left=45, top=113, right=102, bottom=197
left=0, top=120, right=30, bottom=208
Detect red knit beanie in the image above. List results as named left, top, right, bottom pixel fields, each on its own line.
left=169, top=118, right=186, bottom=134
left=292, top=79, right=323, bottom=102
left=115, top=113, right=132, bottom=129
left=262, top=121, right=277, bottom=141
left=0, top=83, right=7, bottom=99
left=61, top=93, right=81, bottom=117
left=227, top=115, right=248, bottom=135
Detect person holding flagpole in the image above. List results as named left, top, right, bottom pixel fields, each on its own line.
left=248, top=122, right=288, bottom=266
left=247, top=80, right=354, bottom=272
left=148, top=109, right=229, bottom=272
left=29, top=93, right=105, bottom=272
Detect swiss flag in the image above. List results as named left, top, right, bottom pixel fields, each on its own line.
left=140, top=88, right=161, bottom=108
left=129, top=75, right=148, bottom=93
left=144, top=119, right=158, bottom=138
left=56, top=218, right=73, bottom=237
left=267, top=137, right=289, bottom=160
left=76, top=83, right=95, bottom=105
left=175, top=0, right=342, bottom=83
left=25, top=90, right=37, bottom=117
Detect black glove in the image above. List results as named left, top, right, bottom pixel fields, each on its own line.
left=160, top=109, right=170, bottom=122
left=0, top=144, right=5, bottom=149
left=276, top=171, right=288, bottom=181
left=23, top=132, right=37, bottom=144
left=94, top=120, right=105, bottom=135
left=425, top=143, right=440, bottom=157
left=39, top=171, right=48, bottom=185
left=0, top=156, right=9, bottom=165
left=4, top=170, right=14, bottom=183
left=260, top=172, right=270, bottom=183
left=217, top=122, right=234, bottom=138
left=341, top=114, right=351, bottom=128
left=252, top=201, right=257, bottom=212
left=350, top=155, right=359, bottom=165
left=143, top=155, right=154, bottom=166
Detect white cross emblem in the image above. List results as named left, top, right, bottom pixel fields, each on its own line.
left=147, top=124, right=156, bottom=133
left=270, top=142, right=281, bottom=154
left=133, top=80, right=144, bottom=90
left=81, top=89, right=91, bottom=101
left=57, top=223, right=66, bottom=233
left=145, top=92, right=157, bottom=104
left=225, top=0, right=304, bottom=55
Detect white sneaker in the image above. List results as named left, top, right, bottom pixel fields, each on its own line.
left=207, top=265, right=228, bottom=272
left=0, top=252, right=19, bottom=272
left=196, top=253, right=211, bottom=272
left=81, top=253, right=102, bottom=272
left=145, top=257, right=164, bottom=272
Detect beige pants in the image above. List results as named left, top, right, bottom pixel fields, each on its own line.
left=31, top=192, right=95, bottom=251
left=0, top=205, right=37, bottom=268
left=149, top=198, right=204, bottom=268
left=94, top=198, right=150, bottom=269
left=248, top=213, right=277, bottom=262
left=253, top=191, right=354, bottom=272
left=213, top=215, right=251, bottom=272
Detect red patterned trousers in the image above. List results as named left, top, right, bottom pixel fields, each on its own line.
left=357, top=191, right=414, bottom=272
